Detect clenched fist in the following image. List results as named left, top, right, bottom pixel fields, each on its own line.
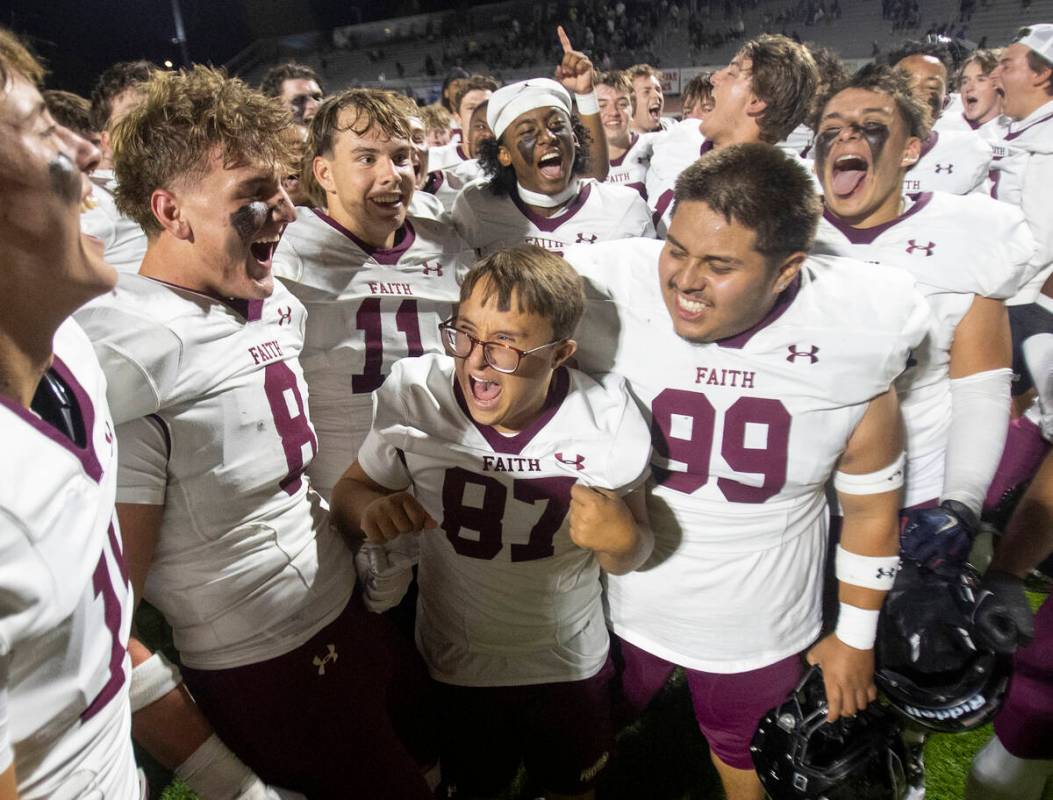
left=360, top=491, right=437, bottom=543
left=569, top=483, right=639, bottom=558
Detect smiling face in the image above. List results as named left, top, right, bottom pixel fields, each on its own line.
left=165, top=152, right=295, bottom=300
left=994, top=43, right=1052, bottom=120
left=597, top=82, right=632, bottom=145
left=314, top=112, right=416, bottom=247
left=498, top=106, right=576, bottom=195
left=452, top=278, right=574, bottom=433
left=815, top=87, right=920, bottom=228
left=701, top=54, right=763, bottom=146
left=631, top=74, right=664, bottom=131
left=960, top=60, right=1003, bottom=123
left=897, top=54, right=948, bottom=121
left=660, top=200, right=798, bottom=343
left=0, top=72, right=115, bottom=300
left=405, top=114, right=429, bottom=187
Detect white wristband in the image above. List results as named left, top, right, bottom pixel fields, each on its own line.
left=130, top=651, right=184, bottom=713
left=835, top=545, right=901, bottom=591
left=835, top=603, right=881, bottom=650
left=575, top=91, right=600, bottom=115
left=833, top=451, right=905, bottom=495
left=175, top=733, right=257, bottom=799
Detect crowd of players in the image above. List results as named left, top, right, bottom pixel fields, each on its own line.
left=2, top=12, right=1053, bottom=800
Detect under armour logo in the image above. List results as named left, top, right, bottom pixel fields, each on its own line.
left=786, top=345, right=819, bottom=364
left=277, top=306, right=293, bottom=325
left=555, top=452, right=586, bottom=470
left=905, top=240, right=935, bottom=256
left=422, top=262, right=444, bottom=277
left=312, top=643, right=338, bottom=675
left=875, top=566, right=899, bottom=579
left=575, top=233, right=598, bottom=244
left=934, top=163, right=954, bottom=174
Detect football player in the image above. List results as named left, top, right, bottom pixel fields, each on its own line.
left=989, top=24, right=1053, bottom=404
left=429, top=73, right=498, bottom=171
left=453, top=70, right=654, bottom=256
left=273, top=88, right=470, bottom=500
left=646, top=35, right=819, bottom=234
left=812, top=64, right=1033, bottom=560
left=259, top=62, right=324, bottom=129
left=74, top=66, right=435, bottom=799
left=0, top=27, right=140, bottom=800
left=331, top=245, right=654, bottom=799
left=565, top=143, right=930, bottom=800
left=890, top=41, right=996, bottom=194
left=595, top=69, right=651, bottom=196
left=679, top=71, right=715, bottom=121
left=958, top=49, right=1011, bottom=142
left=421, top=100, right=493, bottom=212
left=627, top=63, right=669, bottom=133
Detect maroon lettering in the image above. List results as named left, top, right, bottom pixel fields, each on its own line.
left=248, top=340, right=284, bottom=365
left=367, top=281, right=415, bottom=296
left=694, top=367, right=758, bottom=388
left=82, top=523, right=127, bottom=722
left=352, top=298, right=424, bottom=393
left=263, top=361, right=317, bottom=495
left=481, top=455, right=542, bottom=472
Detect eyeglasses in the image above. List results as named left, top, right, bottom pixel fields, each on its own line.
left=439, top=319, right=563, bottom=374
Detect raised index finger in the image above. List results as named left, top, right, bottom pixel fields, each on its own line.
left=557, top=25, right=573, bottom=54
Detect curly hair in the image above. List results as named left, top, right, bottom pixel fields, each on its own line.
left=112, top=65, right=295, bottom=234
left=812, top=62, right=932, bottom=141
left=0, top=27, right=45, bottom=90
left=259, top=62, right=322, bottom=99
left=89, top=60, right=155, bottom=131
left=476, top=113, right=592, bottom=198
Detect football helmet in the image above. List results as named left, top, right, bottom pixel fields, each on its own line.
left=876, top=561, right=1010, bottom=732
left=750, top=666, right=909, bottom=799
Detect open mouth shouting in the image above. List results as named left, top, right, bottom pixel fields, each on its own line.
left=537, top=150, right=565, bottom=182
left=467, top=372, right=502, bottom=410
left=249, top=234, right=280, bottom=278
left=830, top=152, right=869, bottom=199
left=647, top=100, right=662, bottom=124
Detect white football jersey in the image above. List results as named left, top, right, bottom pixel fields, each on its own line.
left=606, top=132, right=653, bottom=196
left=778, top=123, right=814, bottom=157
left=357, top=354, right=651, bottom=686
left=934, top=110, right=1011, bottom=145
left=989, top=99, right=1053, bottom=305
left=452, top=179, right=655, bottom=256
left=428, top=141, right=472, bottom=171
left=903, top=129, right=993, bottom=196
left=1023, top=333, right=1053, bottom=443
left=75, top=275, right=354, bottom=670
left=565, top=238, right=930, bottom=671
left=422, top=159, right=486, bottom=212
left=273, top=209, right=471, bottom=497
left=79, top=169, right=148, bottom=274
left=814, top=192, right=1033, bottom=506
left=0, top=319, right=138, bottom=800
left=644, top=118, right=707, bottom=220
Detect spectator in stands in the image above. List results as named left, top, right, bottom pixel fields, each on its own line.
left=628, top=64, right=668, bottom=133
left=421, top=103, right=454, bottom=147
left=259, top=62, right=324, bottom=126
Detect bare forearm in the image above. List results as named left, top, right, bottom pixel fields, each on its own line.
left=580, top=113, right=609, bottom=181
left=596, top=524, right=654, bottom=575
left=989, top=449, right=1053, bottom=578
left=331, top=474, right=388, bottom=538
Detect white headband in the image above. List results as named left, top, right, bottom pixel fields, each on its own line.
left=487, top=78, right=572, bottom=141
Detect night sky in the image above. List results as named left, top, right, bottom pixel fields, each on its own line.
left=2, top=0, right=463, bottom=97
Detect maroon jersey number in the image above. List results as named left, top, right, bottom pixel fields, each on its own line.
left=651, top=389, right=790, bottom=503
left=352, top=298, right=424, bottom=393
left=264, top=361, right=318, bottom=495
left=81, top=524, right=129, bottom=722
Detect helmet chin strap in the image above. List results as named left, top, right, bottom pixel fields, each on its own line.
left=516, top=178, right=580, bottom=209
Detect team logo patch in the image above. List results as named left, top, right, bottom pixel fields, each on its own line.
left=422, top=261, right=444, bottom=277
left=905, top=240, right=935, bottom=256
left=555, top=452, right=586, bottom=470
left=277, top=306, right=293, bottom=325
left=786, top=344, right=819, bottom=364
left=575, top=232, right=598, bottom=244
left=876, top=566, right=899, bottom=579
left=312, top=643, right=338, bottom=676
left=934, top=163, right=954, bottom=174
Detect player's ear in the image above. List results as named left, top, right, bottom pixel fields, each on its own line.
left=772, top=252, right=806, bottom=294
left=746, top=93, right=768, bottom=121
left=553, top=338, right=577, bottom=368
left=497, top=144, right=514, bottom=168
left=901, top=135, right=922, bottom=167
left=150, top=188, right=190, bottom=240
left=313, top=155, right=337, bottom=195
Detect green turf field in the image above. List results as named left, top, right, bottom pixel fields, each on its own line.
left=155, top=591, right=1051, bottom=800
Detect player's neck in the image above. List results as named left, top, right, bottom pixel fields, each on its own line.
left=606, top=131, right=632, bottom=158
left=0, top=318, right=58, bottom=410
left=974, top=107, right=1000, bottom=126
left=1013, top=91, right=1052, bottom=122
left=492, top=376, right=553, bottom=435
left=327, top=206, right=400, bottom=249
left=835, top=190, right=905, bottom=230
left=710, top=120, right=761, bottom=151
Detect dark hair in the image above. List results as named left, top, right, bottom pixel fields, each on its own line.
left=740, top=35, right=819, bottom=142
left=90, top=60, right=155, bottom=130
left=44, top=90, right=94, bottom=138
left=681, top=72, right=714, bottom=111
left=961, top=48, right=1000, bottom=77
left=813, top=62, right=932, bottom=140
left=259, top=62, right=322, bottom=98
left=459, top=244, right=585, bottom=340
left=1015, top=28, right=1053, bottom=95
left=672, top=143, right=821, bottom=262
left=453, top=74, right=499, bottom=115
left=440, top=67, right=470, bottom=113
left=476, top=113, right=592, bottom=198
left=886, top=39, right=955, bottom=76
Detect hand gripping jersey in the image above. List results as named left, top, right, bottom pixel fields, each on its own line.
left=452, top=179, right=655, bottom=257
left=814, top=192, right=1034, bottom=506
left=989, top=98, right=1053, bottom=305
left=273, top=209, right=471, bottom=497
left=605, top=131, right=653, bottom=197
left=0, top=319, right=138, bottom=800
left=357, top=354, right=652, bottom=686
left=565, top=238, right=930, bottom=672
left=904, top=129, right=993, bottom=196
left=75, top=275, right=354, bottom=670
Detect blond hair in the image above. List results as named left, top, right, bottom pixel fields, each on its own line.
left=420, top=103, right=452, bottom=133
left=112, top=65, right=294, bottom=233
left=0, top=27, right=45, bottom=89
